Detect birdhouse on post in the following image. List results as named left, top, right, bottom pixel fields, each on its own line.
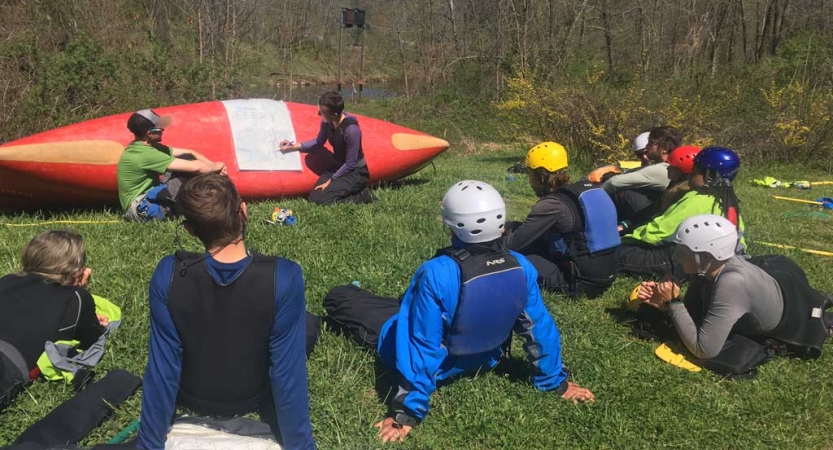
left=341, top=8, right=366, bottom=28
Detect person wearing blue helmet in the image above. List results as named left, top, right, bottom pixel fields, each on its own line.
left=615, top=146, right=747, bottom=279
left=693, top=146, right=741, bottom=225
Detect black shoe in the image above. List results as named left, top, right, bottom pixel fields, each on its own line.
left=507, top=162, right=527, bottom=174
left=72, top=368, right=95, bottom=392
left=823, top=311, right=833, bottom=337
left=360, top=188, right=378, bottom=204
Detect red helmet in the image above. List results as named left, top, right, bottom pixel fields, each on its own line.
left=668, top=145, right=701, bottom=174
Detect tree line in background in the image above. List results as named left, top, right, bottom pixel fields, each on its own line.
left=1, top=0, right=832, bottom=166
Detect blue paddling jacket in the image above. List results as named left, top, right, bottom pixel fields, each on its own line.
left=377, top=241, right=570, bottom=423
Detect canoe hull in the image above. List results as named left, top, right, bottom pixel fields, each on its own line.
left=0, top=100, right=448, bottom=207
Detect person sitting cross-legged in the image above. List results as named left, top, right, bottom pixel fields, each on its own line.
left=117, top=109, right=228, bottom=222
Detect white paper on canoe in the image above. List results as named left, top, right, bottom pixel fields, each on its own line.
left=222, top=99, right=302, bottom=171
left=166, top=423, right=283, bottom=449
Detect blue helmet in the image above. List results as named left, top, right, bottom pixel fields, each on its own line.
left=694, top=146, right=740, bottom=181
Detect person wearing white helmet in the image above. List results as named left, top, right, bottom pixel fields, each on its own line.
left=323, top=180, right=594, bottom=444
left=602, top=126, right=682, bottom=231
left=635, top=214, right=829, bottom=374
left=632, top=131, right=651, bottom=166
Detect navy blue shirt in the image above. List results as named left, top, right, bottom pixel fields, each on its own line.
left=137, top=254, right=315, bottom=450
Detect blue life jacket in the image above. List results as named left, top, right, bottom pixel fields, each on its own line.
left=437, top=247, right=528, bottom=356
left=548, top=182, right=620, bottom=258
left=544, top=182, right=620, bottom=283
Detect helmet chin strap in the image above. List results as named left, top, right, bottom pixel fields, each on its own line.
left=694, top=253, right=713, bottom=277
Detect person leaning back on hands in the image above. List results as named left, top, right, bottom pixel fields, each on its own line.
left=323, top=180, right=594, bottom=445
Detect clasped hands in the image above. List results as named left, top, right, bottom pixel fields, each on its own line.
left=636, top=277, right=681, bottom=310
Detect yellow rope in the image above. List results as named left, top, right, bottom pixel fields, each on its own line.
left=756, top=241, right=833, bottom=257
left=3, top=220, right=120, bottom=227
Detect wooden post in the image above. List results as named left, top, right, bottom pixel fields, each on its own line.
left=337, top=27, right=343, bottom=92
left=358, top=28, right=365, bottom=103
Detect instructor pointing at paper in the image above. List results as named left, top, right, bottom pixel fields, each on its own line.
left=280, top=91, right=376, bottom=205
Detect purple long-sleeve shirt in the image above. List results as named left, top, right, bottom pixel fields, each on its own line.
left=300, top=114, right=363, bottom=179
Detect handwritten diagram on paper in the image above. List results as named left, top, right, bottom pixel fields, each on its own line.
left=222, top=99, right=303, bottom=171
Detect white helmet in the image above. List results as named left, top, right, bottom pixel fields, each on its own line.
left=441, top=180, right=506, bottom=244
left=673, top=214, right=738, bottom=261
left=634, top=132, right=651, bottom=153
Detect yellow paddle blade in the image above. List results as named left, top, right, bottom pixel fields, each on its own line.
left=618, top=160, right=642, bottom=170
left=655, top=344, right=701, bottom=372
left=627, top=283, right=642, bottom=311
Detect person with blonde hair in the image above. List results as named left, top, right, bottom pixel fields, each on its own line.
left=0, top=231, right=105, bottom=410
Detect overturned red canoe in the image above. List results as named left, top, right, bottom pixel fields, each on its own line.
left=0, top=99, right=449, bottom=207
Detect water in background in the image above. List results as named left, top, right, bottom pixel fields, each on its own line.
left=252, top=82, right=402, bottom=105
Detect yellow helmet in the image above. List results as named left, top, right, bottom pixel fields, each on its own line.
left=525, top=142, right=569, bottom=172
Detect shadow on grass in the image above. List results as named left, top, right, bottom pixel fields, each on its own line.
left=492, top=356, right=532, bottom=384
left=373, top=361, right=399, bottom=407
left=471, top=155, right=523, bottom=164
left=372, top=358, right=536, bottom=409
left=1, top=203, right=121, bottom=218
left=375, top=177, right=432, bottom=191
left=320, top=316, right=400, bottom=407
left=605, top=306, right=636, bottom=325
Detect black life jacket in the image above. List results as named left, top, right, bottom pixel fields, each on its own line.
left=546, top=182, right=621, bottom=282
left=749, top=255, right=828, bottom=358
left=436, top=246, right=528, bottom=356
left=167, top=251, right=277, bottom=417
left=0, top=274, right=83, bottom=369
left=326, top=116, right=364, bottom=165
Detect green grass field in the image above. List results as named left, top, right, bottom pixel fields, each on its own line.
left=2, top=128, right=833, bottom=448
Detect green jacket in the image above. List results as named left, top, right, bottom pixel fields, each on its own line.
left=625, top=190, right=747, bottom=247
